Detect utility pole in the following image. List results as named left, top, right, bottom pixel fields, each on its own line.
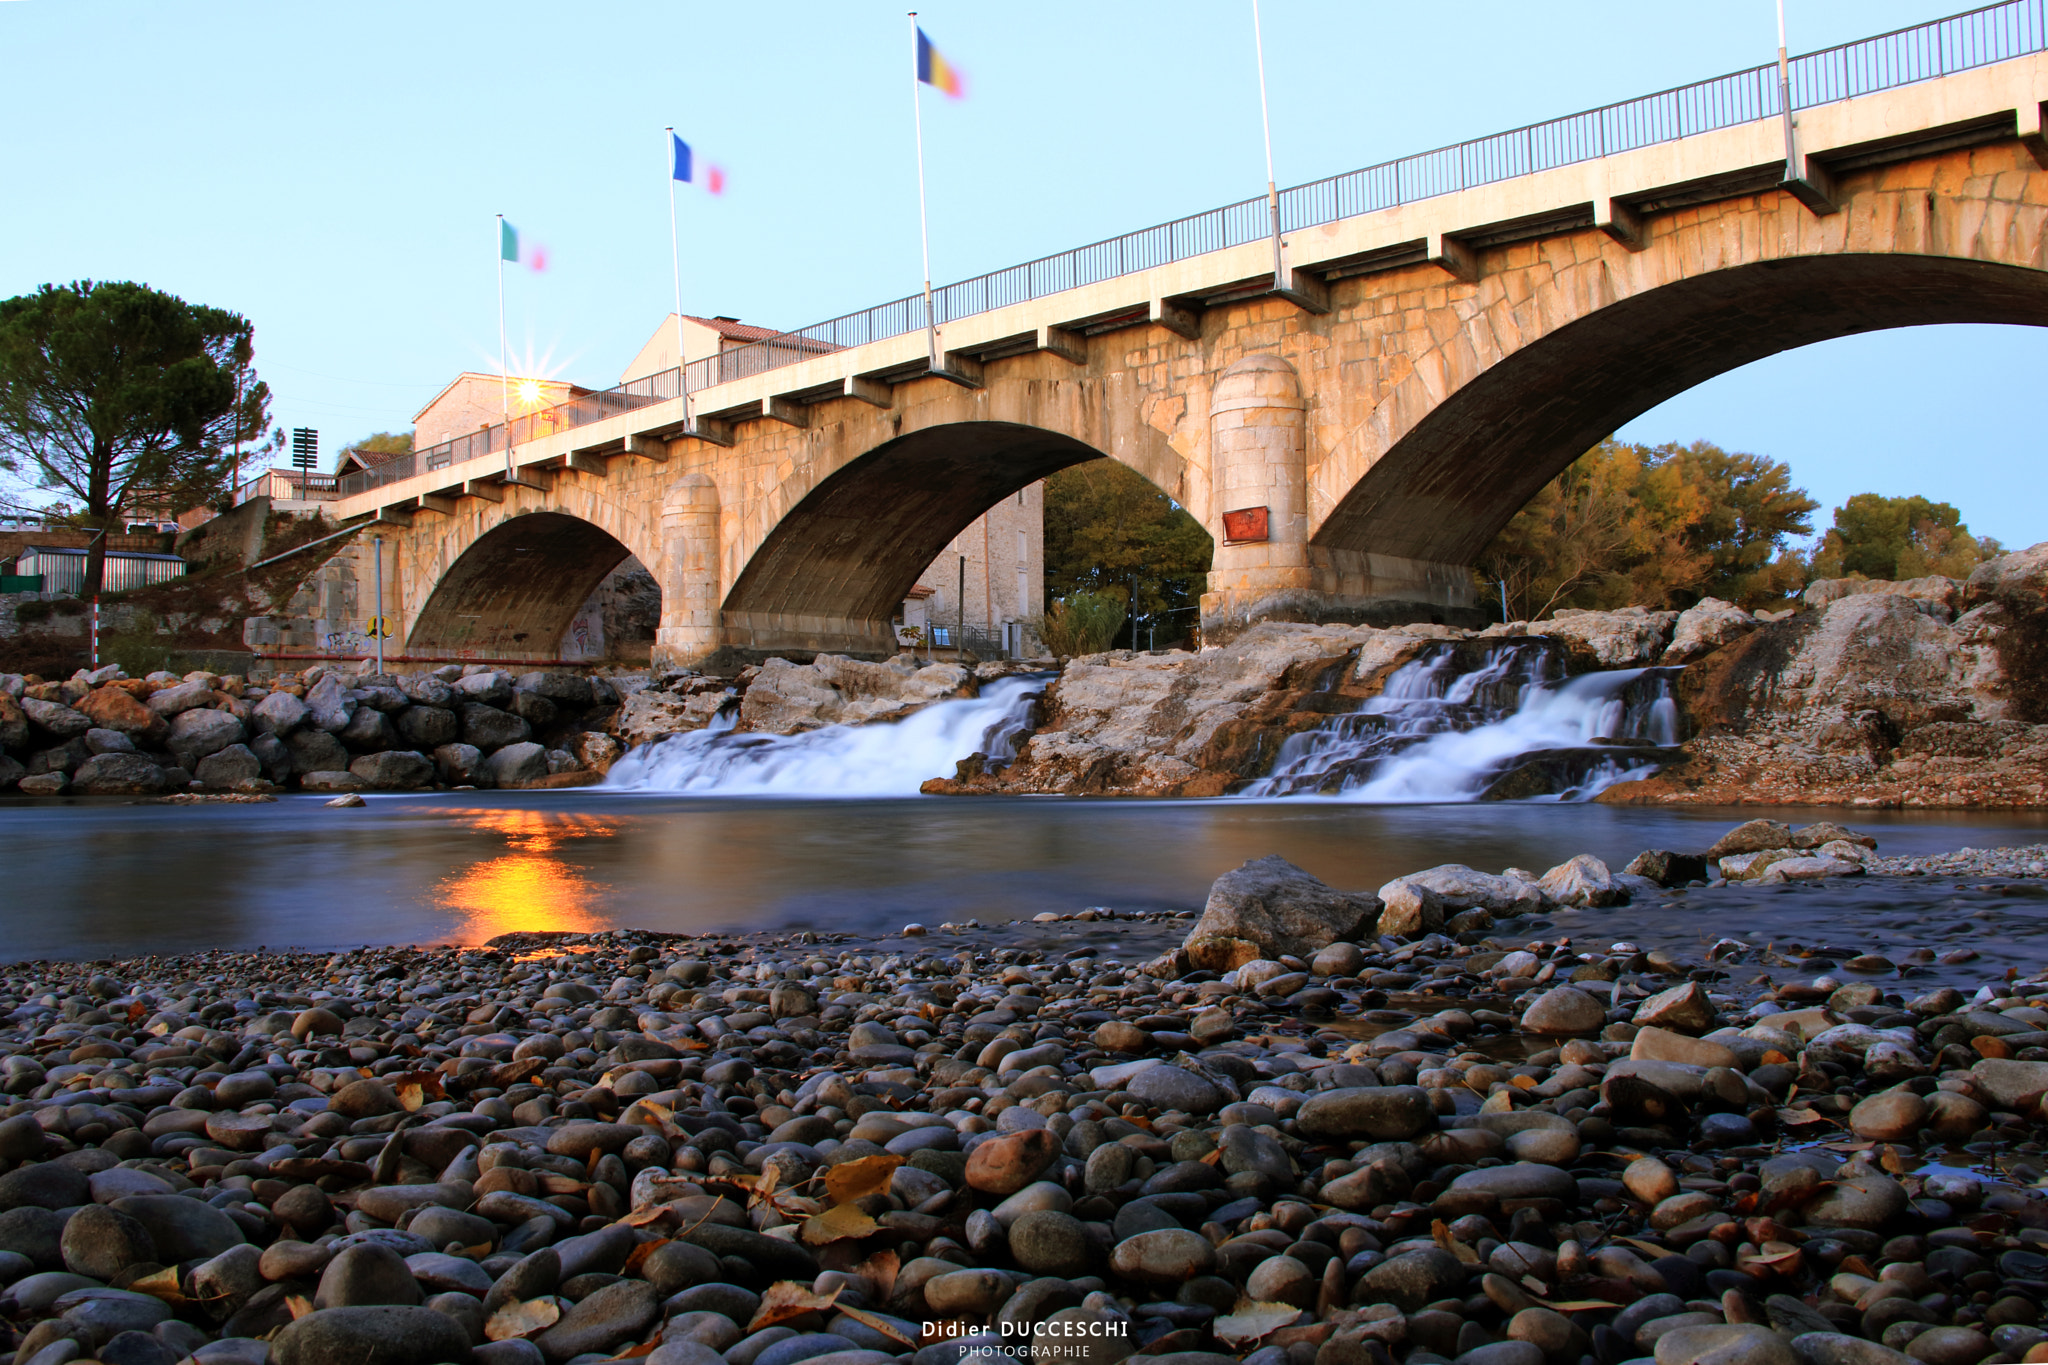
left=372, top=536, right=386, bottom=675
left=1776, top=0, right=1799, bottom=182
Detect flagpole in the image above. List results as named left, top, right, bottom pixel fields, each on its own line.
left=496, top=213, right=512, bottom=477
left=1775, top=0, right=1798, bottom=183
left=666, top=127, right=693, bottom=427
left=910, top=11, right=937, bottom=367
left=1252, top=0, right=1283, bottom=289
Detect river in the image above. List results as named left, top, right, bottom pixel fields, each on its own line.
left=3, top=792, right=2044, bottom=967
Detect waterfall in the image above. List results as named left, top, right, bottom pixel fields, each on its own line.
left=1241, top=641, right=1681, bottom=802
left=603, top=675, right=1047, bottom=797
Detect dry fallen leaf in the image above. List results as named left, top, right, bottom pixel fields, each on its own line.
left=837, top=1305, right=917, bottom=1347
left=285, top=1294, right=314, bottom=1321
left=623, top=1238, right=670, bottom=1277
left=854, top=1249, right=900, bottom=1305
left=801, top=1203, right=879, bottom=1246
left=748, top=1282, right=842, bottom=1333
left=824, top=1154, right=903, bottom=1205
left=485, top=1297, right=562, bottom=1341
left=1431, top=1219, right=1480, bottom=1265
left=129, top=1267, right=185, bottom=1306
left=1213, top=1301, right=1305, bottom=1346
left=1531, top=1298, right=1622, bottom=1312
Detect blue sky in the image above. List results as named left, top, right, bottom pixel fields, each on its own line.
left=3, top=0, right=2042, bottom=550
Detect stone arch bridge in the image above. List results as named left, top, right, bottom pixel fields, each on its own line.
left=331, top=36, right=2048, bottom=670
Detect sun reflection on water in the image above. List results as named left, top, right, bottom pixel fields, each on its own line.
left=432, top=808, right=620, bottom=943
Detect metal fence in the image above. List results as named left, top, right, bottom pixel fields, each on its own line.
left=341, top=0, right=2047, bottom=500
left=14, top=547, right=186, bottom=596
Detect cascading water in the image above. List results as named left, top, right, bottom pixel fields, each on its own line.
left=602, top=675, right=1047, bottom=797
left=1239, top=640, right=1681, bottom=802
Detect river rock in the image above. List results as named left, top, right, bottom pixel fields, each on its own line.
left=1654, top=1323, right=1796, bottom=1365
left=315, top=1243, right=421, bottom=1309
left=252, top=690, right=310, bottom=736
left=1126, top=1064, right=1222, bottom=1115
left=1969, top=1058, right=2048, bottom=1109
left=0, top=1163, right=89, bottom=1211
left=1183, top=855, right=1377, bottom=961
left=113, top=1195, right=243, bottom=1261
left=1634, top=981, right=1718, bottom=1033
left=1295, top=1086, right=1433, bottom=1140
left=1804, top=1173, right=1908, bottom=1229
left=1849, top=1089, right=1929, bottom=1141
left=1708, top=820, right=1796, bottom=857
left=1543, top=608, right=1679, bottom=667
left=396, top=707, right=456, bottom=748
left=965, top=1129, right=1060, bottom=1195
left=532, top=1280, right=659, bottom=1363
left=273, top=1305, right=473, bottom=1365
left=1108, top=1229, right=1215, bottom=1285
left=1008, top=1210, right=1090, bottom=1277
left=1520, top=986, right=1607, bottom=1036
left=1359, top=1248, right=1464, bottom=1311
left=59, top=1205, right=157, bottom=1280
left=1391, top=864, right=1545, bottom=915
left=288, top=728, right=351, bottom=774
left=1377, top=881, right=1444, bottom=938
left=1537, top=854, right=1628, bottom=907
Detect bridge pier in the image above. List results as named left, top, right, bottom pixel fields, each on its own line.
left=1199, top=354, right=1480, bottom=643
left=652, top=474, right=724, bottom=672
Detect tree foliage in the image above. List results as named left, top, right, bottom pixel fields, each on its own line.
left=1807, top=492, right=2001, bottom=581
left=1035, top=590, right=1128, bottom=659
left=1475, top=438, right=1817, bottom=618
left=0, top=281, right=268, bottom=592
left=1042, top=459, right=1212, bottom=647
left=343, top=431, right=413, bottom=466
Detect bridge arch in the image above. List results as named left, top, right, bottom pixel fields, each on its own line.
left=1306, top=145, right=2048, bottom=571
left=405, top=507, right=658, bottom=660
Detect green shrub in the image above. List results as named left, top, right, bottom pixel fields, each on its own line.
left=1034, top=590, right=1128, bottom=659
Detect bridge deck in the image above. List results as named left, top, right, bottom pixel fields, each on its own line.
left=332, top=37, right=2048, bottom=525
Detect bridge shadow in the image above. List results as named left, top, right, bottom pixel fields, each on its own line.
left=408, top=512, right=652, bottom=662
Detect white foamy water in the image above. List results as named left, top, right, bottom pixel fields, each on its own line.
left=1241, top=642, right=1680, bottom=803
left=603, top=675, right=1046, bottom=797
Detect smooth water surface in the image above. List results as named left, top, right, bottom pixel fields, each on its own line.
left=2, top=792, right=2043, bottom=962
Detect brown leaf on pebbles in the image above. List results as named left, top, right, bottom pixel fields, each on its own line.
left=748, top=1282, right=842, bottom=1332
left=799, top=1203, right=879, bottom=1245
left=854, top=1249, right=899, bottom=1304
left=1213, top=1301, right=1307, bottom=1347
left=836, top=1305, right=918, bottom=1348
left=129, top=1267, right=185, bottom=1305
left=823, top=1154, right=903, bottom=1204
left=485, top=1297, right=562, bottom=1341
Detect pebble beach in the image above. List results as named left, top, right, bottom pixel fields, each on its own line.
left=2, top=828, right=2048, bottom=1365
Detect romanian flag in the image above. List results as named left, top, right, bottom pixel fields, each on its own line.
left=499, top=220, right=547, bottom=271
left=916, top=27, right=965, bottom=97
left=671, top=135, right=727, bottom=194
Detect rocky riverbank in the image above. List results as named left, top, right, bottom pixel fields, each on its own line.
left=3, top=821, right=2048, bottom=1365
left=0, top=667, right=628, bottom=796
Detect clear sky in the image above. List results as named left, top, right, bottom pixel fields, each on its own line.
left=3, top=0, right=2042, bottom=550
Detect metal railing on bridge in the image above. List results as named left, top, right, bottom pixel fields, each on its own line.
left=340, top=0, right=2048, bottom=501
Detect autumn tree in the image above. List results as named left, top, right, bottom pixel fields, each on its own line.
left=1475, top=438, right=1816, bottom=619
left=1807, top=493, right=2001, bottom=581
left=1042, top=459, right=1212, bottom=647
left=0, top=281, right=268, bottom=593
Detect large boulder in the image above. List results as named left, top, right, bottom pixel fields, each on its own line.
left=395, top=706, right=456, bottom=748
left=71, top=753, right=170, bottom=795
left=145, top=680, right=215, bottom=717
left=287, top=728, right=352, bottom=774
left=305, top=675, right=358, bottom=732
left=1536, top=854, right=1628, bottom=907
left=481, top=742, right=548, bottom=788
left=1382, top=864, right=1544, bottom=915
left=21, top=697, right=90, bottom=739
left=1183, top=855, right=1378, bottom=965
left=459, top=703, right=530, bottom=751
left=349, top=750, right=433, bottom=791
left=1662, top=598, right=1756, bottom=664
left=252, top=690, right=310, bottom=736
left=77, top=686, right=166, bottom=744
left=1805, top=575, right=1964, bottom=614
left=1540, top=608, right=1679, bottom=666
left=739, top=655, right=970, bottom=733
left=167, top=708, right=246, bottom=770
left=432, top=743, right=485, bottom=785
left=195, top=744, right=263, bottom=790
